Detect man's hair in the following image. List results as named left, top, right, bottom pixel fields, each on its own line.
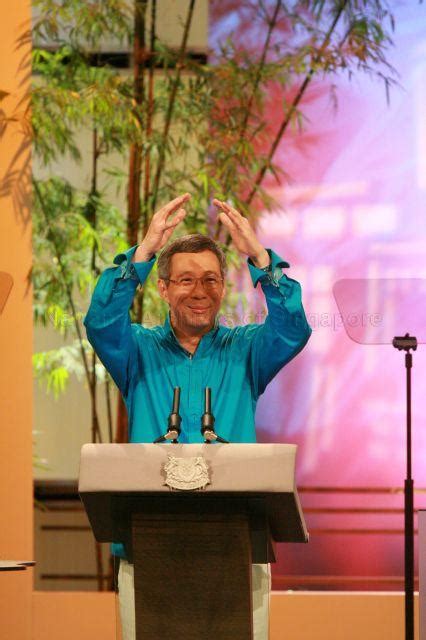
left=157, top=233, right=227, bottom=280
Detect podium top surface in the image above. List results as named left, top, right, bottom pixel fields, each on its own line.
left=79, top=443, right=298, bottom=494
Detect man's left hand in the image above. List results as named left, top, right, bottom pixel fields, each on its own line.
left=213, top=199, right=270, bottom=268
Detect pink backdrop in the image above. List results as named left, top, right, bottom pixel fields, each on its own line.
left=211, top=2, right=426, bottom=588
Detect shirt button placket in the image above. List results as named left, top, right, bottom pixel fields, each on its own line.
left=188, top=363, right=201, bottom=435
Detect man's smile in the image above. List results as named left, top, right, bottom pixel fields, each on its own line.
left=187, top=306, right=210, bottom=313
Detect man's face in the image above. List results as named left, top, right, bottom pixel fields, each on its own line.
left=158, top=250, right=225, bottom=335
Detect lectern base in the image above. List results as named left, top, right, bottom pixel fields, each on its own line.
left=131, top=513, right=253, bottom=640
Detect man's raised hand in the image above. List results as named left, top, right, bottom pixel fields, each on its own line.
left=213, top=199, right=269, bottom=268
left=133, top=193, right=191, bottom=262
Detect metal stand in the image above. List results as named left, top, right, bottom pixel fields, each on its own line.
left=392, top=333, right=417, bottom=640
left=153, top=387, right=182, bottom=444
left=201, top=387, right=229, bottom=444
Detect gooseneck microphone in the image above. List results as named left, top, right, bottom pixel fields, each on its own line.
left=153, top=387, right=182, bottom=444
left=201, top=387, right=229, bottom=444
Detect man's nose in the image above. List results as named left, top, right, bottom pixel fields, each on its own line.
left=191, top=278, right=208, bottom=295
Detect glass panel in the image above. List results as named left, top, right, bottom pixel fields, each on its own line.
left=333, top=278, right=426, bottom=344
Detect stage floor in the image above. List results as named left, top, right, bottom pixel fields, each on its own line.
left=26, top=589, right=420, bottom=640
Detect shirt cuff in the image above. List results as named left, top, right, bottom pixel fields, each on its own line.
left=113, top=245, right=156, bottom=285
left=247, top=249, right=290, bottom=288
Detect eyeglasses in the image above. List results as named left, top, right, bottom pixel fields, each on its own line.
left=166, top=275, right=224, bottom=291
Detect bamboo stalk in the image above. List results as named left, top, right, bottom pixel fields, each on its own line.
left=215, top=0, right=282, bottom=240
left=105, top=377, right=113, bottom=444
left=150, top=0, right=196, bottom=212
left=115, top=395, right=128, bottom=444
left=238, top=0, right=282, bottom=147
left=245, top=0, right=349, bottom=207
left=142, top=0, right=156, bottom=235
left=222, top=1, right=349, bottom=249
left=127, top=0, right=148, bottom=248
left=89, top=127, right=102, bottom=444
left=33, top=182, right=89, bottom=381
left=33, top=180, right=103, bottom=443
left=117, top=0, right=150, bottom=445
left=136, top=0, right=156, bottom=327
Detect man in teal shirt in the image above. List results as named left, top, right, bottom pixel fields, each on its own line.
left=85, top=193, right=311, bottom=444
left=84, top=193, right=311, bottom=640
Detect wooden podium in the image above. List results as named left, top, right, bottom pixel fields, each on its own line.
left=79, top=443, right=308, bottom=640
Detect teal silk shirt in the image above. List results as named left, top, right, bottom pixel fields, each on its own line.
left=84, top=245, right=312, bottom=557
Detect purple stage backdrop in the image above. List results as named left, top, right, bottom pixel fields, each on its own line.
left=210, top=2, right=426, bottom=588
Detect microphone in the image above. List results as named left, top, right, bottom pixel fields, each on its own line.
left=200, top=387, right=228, bottom=444
left=153, top=387, right=182, bottom=444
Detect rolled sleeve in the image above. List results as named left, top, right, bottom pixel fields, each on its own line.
left=247, top=249, right=290, bottom=289
left=113, top=246, right=156, bottom=284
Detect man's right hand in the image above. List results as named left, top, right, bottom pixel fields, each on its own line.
left=133, top=193, right=191, bottom=262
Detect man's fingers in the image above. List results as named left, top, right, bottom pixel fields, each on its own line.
left=214, top=199, right=243, bottom=227
left=215, top=203, right=241, bottom=231
left=162, top=226, right=175, bottom=244
left=222, top=203, right=244, bottom=224
left=160, top=193, right=191, bottom=219
left=213, top=198, right=231, bottom=214
left=164, top=208, right=186, bottom=229
left=217, top=210, right=236, bottom=230
left=163, top=208, right=187, bottom=230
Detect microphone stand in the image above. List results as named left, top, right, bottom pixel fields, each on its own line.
left=201, top=387, right=229, bottom=444
left=392, top=333, right=417, bottom=640
left=153, top=387, right=182, bottom=444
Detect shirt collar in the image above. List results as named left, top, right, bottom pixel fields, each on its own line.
left=163, top=312, right=220, bottom=352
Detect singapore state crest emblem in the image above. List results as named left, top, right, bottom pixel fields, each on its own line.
left=163, top=455, right=210, bottom=491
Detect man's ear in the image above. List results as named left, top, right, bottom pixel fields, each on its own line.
left=157, top=278, right=170, bottom=303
